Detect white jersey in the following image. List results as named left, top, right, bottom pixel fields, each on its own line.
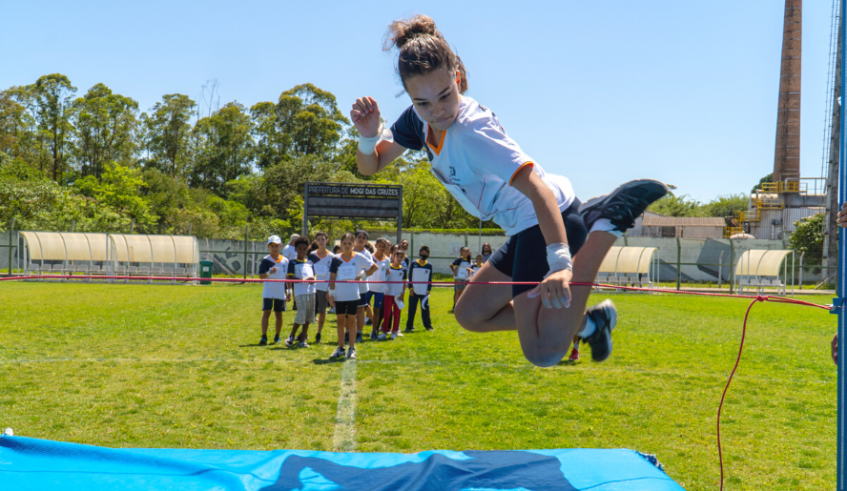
left=390, top=96, right=575, bottom=236
left=329, top=252, right=374, bottom=302
left=258, top=254, right=289, bottom=300
left=369, top=255, right=391, bottom=293
left=354, top=248, right=374, bottom=294
left=384, top=264, right=407, bottom=297
left=308, top=250, right=335, bottom=291
left=282, top=244, right=297, bottom=261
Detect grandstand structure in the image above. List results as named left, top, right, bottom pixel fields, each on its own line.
left=19, top=232, right=199, bottom=278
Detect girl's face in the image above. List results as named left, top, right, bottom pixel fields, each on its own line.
left=316, top=235, right=327, bottom=248
left=376, top=241, right=388, bottom=254
left=461, top=248, right=470, bottom=260
left=355, top=234, right=368, bottom=249
left=341, top=237, right=355, bottom=253
left=392, top=251, right=405, bottom=265
left=405, top=68, right=462, bottom=132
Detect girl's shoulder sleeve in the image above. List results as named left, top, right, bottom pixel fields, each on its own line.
left=459, top=103, right=534, bottom=186
left=389, top=105, right=425, bottom=151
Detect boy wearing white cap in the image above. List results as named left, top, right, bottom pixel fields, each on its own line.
left=257, top=235, right=291, bottom=345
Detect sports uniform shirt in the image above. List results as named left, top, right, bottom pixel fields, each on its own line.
left=452, top=258, right=472, bottom=280
left=369, top=255, right=391, bottom=293
left=329, top=252, right=375, bottom=302
left=390, top=96, right=575, bottom=236
left=354, top=248, right=374, bottom=294
left=408, top=259, right=433, bottom=296
left=287, top=258, right=317, bottom=297
left=384, top=264, right=407, bottom=297
left=308, top=250, right=335, bottom=291
left=258, top=254, right=289, bottom=300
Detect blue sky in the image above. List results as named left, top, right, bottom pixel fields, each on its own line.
left=0, top=0, right=839, bottom=202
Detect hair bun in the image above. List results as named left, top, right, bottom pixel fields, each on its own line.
left=387, top=14, right=441, bottom=50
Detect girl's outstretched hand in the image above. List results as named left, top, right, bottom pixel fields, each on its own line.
left=351, top=97, right=381, bottom=138
left=527, top=269, right=572, bottom=309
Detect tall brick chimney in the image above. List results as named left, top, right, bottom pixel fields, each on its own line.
left=773, top=0, right=802, bottom=184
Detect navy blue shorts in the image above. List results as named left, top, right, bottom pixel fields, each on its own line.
left=488, top=199, right=587, bottom=298
left=369, top=292, right=384, bottom=309
left=262, top=298, right=287, bottom=312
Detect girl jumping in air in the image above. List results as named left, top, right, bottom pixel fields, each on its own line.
left=351, top=15, right=667, bottom=366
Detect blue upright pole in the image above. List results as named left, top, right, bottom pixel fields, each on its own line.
left=838, top=1, right=847, bottom=489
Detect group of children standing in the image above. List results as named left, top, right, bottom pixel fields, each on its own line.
left=257, top=232, right=435, bottom=361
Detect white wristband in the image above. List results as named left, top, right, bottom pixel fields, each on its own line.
left=328, top=289, right=335, bottom=298
left=357, top=123, right=393, bottom=155
left=545, top=242, right=573, bottom=277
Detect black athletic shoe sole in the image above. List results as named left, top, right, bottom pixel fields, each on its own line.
left=582, top=299, right=617, bottom=362
left=579, top=179, right=669, bottom=233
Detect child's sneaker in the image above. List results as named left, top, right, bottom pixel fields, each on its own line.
left=329, top=306, right=336, bottom=314
left=377, top=332, right=387, bottom=341
left=356, top=332, right=363, bottom=344
left=299, top=340, right=310, bottom=348
left=579, top=179, right=669, bottom=234
left=273, top=335, right=281, bottom=344
left=403, top=327, right=415, bottom=333
left=315, top=332, right=322, bottom=344
left=347, top=347, right=357, bottom=360
left=390, top=332, right=397, bottom=340
left=395, top=331, right=404, bottom=337
left=365, top=318, right=373, bottom=326
left=581, top=299, right=617, bottom=362
left=330, top=346, right=346, bottom=359
left=258, top=335, right=268, bottom=346
left=284, top=335, right=295, bottom=347
left=425, top=327, right=434, bottom=332
left=370, top=330, right=379, bottom=340
left=568, top=347, right=580, bottom=361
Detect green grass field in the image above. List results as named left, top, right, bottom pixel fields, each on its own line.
left=0, top=281, right=837, bottom=490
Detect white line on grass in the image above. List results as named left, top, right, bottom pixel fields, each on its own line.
left=332, top=359, right=357, bottom=452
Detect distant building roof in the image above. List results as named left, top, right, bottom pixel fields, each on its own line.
left=641, top=216, right=726, bottom=227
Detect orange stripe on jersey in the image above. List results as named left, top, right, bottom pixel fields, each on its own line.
left=509, top=161, right=535, bottom=186
left=426, top=125, right=446, bottom=156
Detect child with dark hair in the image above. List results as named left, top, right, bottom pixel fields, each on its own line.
left=405, top=245, right=433, bottom=332
left=450, top=246, right=473, bottom=310
left=350, top=14, right=667, bottom=365
left=353, top=230, right=375, bottom=343
left=328, top=233, right=378, bottom=360
left=378, top=246, right=407, bottom=340
left=309, top=231, right=334, bottom=344
left=285, top=236, right=316, bottom=347
left=367, top=237, right=392, bottom=339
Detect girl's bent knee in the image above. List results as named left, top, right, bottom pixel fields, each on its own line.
left=523, top=346, right=567, bottom=368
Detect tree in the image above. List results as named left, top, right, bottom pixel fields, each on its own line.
left=72, top=83, right=139, bottom=180
left=145, top=94, right=195, bottom=177
left=25, top=74, right=78, bottom=182
left=790, top=213, right=825, bottom=264
left=701, top=194, right=748, bottom=219
left=251, top=83, right=349, bottom=167
left=74, top=162, right=157, bottom=231
left=191, top=102, right=254, bottom=195
left=647, top=193, right=704, bottom=217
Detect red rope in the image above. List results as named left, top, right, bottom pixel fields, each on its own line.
left=1, top=274, right=834, bottom=489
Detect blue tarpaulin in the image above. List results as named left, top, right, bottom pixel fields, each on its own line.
left=0, top=435, right=685, bottom=490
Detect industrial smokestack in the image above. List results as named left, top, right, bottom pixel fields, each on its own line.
left=773, top=0, right=802, bottom=184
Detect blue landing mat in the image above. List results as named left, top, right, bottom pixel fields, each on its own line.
left=0, top=435, right=685, bottom=490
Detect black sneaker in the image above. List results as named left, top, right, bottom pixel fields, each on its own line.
left=370, top=330, right=379, bottom=340
left=365, top=318, right=373, bottom=326
left=425, top=327, right=434, bottom=332
left=273, top=335, right=281, bottom=344
left=579, top=179, right=669, bottom=234
left=258, top=335, right=268, bottom=346
left=356, top=332, right=363, bottom=344
left=284, top=335, right=295, bottom=347
left=403, top=327, right=415, bottom=333
left=330, top=346, right=346, bottom=359
left=315, top=332, right=322, bottom=344
left=581, top=299, right=617, bottom=362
